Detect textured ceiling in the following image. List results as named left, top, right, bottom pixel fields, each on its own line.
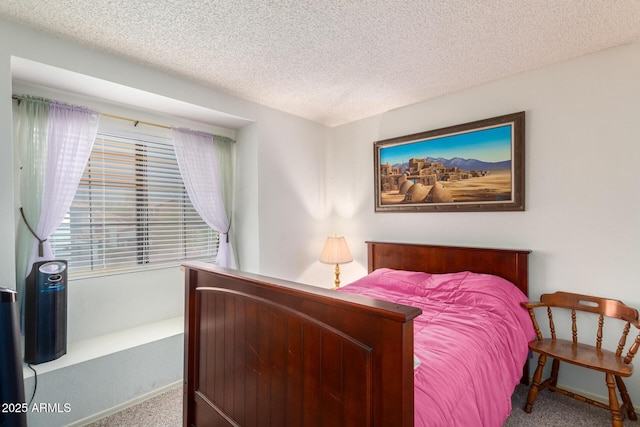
left=2, top=1, right=640, bottom=127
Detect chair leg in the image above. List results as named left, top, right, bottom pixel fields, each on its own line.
left=549, top=358, right=560, bottom=388
left=524, top=353, right=546, bottom=413
left=606, top=373, right=623, bottom=427
left=615, top=375, right=637, bottom=421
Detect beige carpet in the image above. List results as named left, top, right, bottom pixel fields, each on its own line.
left=85, top=386, right=182, bottom=427
left=506, top=384, right=639, bottom=426
left=85, top=384, right=639, bottom=426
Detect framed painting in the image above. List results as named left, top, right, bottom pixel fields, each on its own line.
left=374, top=112, right=525, bottom=212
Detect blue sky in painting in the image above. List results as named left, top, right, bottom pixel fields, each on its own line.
left=380, top=124, right=513, bottom=165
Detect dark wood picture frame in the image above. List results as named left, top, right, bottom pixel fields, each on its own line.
left=374, top=112, right=525, bottom=212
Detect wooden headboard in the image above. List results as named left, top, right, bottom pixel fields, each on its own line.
left=367, top=241, right=531, bottom=297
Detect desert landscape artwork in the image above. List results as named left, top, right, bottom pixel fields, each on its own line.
left=374, top=112, right=525, bottom=212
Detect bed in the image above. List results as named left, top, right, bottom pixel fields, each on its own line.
left=182, top=241, right=534, bottom=427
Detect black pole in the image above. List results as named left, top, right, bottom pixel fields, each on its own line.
left=0, top=287, right=28, bottom=427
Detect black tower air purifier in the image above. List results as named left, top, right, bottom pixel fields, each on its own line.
left=24, top=260, right=68, bottom=365
left=0, top=287, right=28, bottom=427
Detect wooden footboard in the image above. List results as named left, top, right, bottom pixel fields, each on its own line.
left=183, top=262, right=421, bottom=427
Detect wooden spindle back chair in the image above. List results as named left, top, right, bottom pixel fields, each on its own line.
left=522, top=291, right=640, bottom=427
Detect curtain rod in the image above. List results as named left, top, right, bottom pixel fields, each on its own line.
left=12, top=94, right=170, bottom=130
left=102, top=112, right=172, bottom=130
left=11, top=94, right=236, bottom=143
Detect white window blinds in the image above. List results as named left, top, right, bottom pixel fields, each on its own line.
left=50, top=130, right=218, bottom=278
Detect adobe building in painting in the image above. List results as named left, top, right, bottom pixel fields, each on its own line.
left=380, top=157, right=508, bottom=204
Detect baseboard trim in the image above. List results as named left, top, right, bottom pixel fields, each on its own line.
left=65, top=380, right=182, bottom=427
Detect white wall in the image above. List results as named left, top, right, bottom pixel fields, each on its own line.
left=253, top=110, right=333, bottom=282
left=331, top=41, right=640, bottom=405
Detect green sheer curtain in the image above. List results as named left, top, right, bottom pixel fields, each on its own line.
left=15, top=97, right=50, bottom=306
left=213, top=135, right=237, bottom=267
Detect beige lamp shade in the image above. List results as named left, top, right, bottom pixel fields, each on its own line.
left=319, top=235, right=353, bottom=265
left=319, top=235, right=353, bottom=289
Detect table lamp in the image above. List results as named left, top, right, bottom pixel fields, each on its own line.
left=319, top=235, right=353, bottom=289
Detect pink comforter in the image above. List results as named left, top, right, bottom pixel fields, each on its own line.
left=339, top=268, right=535, bottom=427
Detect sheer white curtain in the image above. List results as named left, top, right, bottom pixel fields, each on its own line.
left=172, top=128, right=236, bottom=269
left=36, top=101, right=100, bottom=262
left=15, top=98, right=99, bottom=301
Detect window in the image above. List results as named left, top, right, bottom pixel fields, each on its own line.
left=50, top=130, right=218, bottom=278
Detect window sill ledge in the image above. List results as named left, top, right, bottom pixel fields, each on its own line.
left=22, top=316, right=184, bottom=377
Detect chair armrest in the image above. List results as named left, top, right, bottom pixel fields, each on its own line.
left=521, top=301, right=548, bottom=309
left=624, top=332, right=640, bottom=364
left=521, top=301, right=545, bottom=341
